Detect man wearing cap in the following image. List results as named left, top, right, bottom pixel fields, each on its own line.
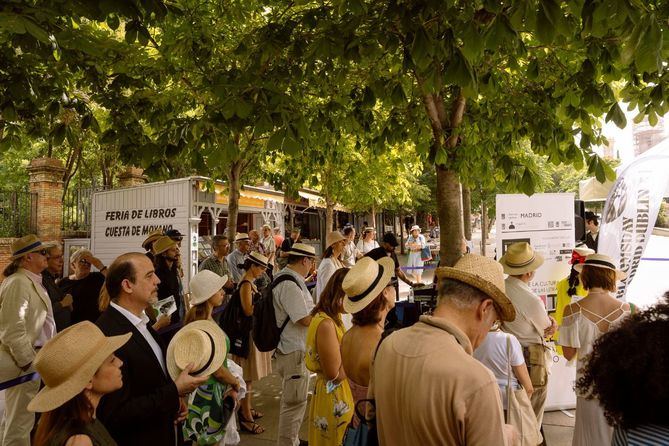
left=153, top=236, right=184, bottom=324
left=272, top=243, right=317, bottom=446
left=499, top=242, right=557, bottom=428
left=0, top=235, right=55, bottom=446
left=370, top=254, right=518, bottom=445
left=228, top=233, right=251, bottom=283
left=142, top=229, right=164, bottom=262
left=584, top=211, right=599, bottom=252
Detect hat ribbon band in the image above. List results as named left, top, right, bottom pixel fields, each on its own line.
left=192, top=330, right=216, bottom=376
left=288, top=247, right=314, bottom=257
left=248, top=256, right=267, bottom=268
left=506, top=254, right=536, bottom=268
left=13, top=241, right=42, bottom=256
left=349, top=265, right=385, bottom=303
left=585, top=259, right=616, bottom=270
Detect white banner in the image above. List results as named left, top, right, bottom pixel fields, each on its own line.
left=598, top=154, right=669, bottom=300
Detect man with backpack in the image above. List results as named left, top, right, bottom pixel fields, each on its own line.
left=271, top=243, right=317, bottom=446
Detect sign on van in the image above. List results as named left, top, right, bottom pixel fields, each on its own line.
left=102, top=207, right=178, bottom=237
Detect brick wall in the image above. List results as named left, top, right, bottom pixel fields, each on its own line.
left=0, top=238, right=16, bottom=281
left=27, top=157, right=65, bottom=241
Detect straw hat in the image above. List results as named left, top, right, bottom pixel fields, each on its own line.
left=247, top=252, right=269, bottom=268
left=234, top=233, right=250, bottom=243
left=284, top=242, right=317, bottom=258
left=410, top=225, right=421, bottom=233
left=436, top=254, right=516, bottom=322
left=167, top=320, right=227, bottom=381
left=498, top=242, right=544, bottom=275
left=325, top=231, right=346, bottom=249
left=189, top=270, right=228, bottom=306
left=573, top=247, right=595, bottom=257
left=574, top=253, right=627, bottom=280
left=362, top=227, right=375, bottom=234
left=27, top=322, right=131, bottom=412
left=10, top=235, right=45, bottom=260
left=70, top=248, right=92, bottom=265
left=153, top=236, right=177, bottom=255
left=262, top=224, right=272, bottom=231
left=141, top=229, right=164, bottom=249
left=342, top=256, right=395, bottom=314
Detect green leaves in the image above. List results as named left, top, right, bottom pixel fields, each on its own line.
left=622, top=14, right=663, bottom=73
left=444, top=49, right=477, bottom=95
left=605, top=103, right=626, bottom=129
left=411, top=28, right=432, bottom=70
left=587, top=154, right=616, bottom=183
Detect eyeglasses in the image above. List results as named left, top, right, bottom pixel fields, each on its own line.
left=36, top=249, right=48, bottom=256
left=78, top=259, right=91, bottom=265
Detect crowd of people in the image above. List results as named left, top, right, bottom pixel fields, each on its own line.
left=0, top=217, right=667, bottom=446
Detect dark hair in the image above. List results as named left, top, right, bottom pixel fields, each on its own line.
left=105, top=254, right=139, bottom=300
left=580, top=266, right=616, bottom=292
left=2, top=259, right=21, bottom=278
left=576, top=293, right=669, bottom=429
left=352, top=292, right=391, bottom=326
left=184, top=301, right=211, bottom=325
left=585, top=212, right=599, bottom=225
left=33, top=393, right=93, bottom=446
left=241, top=258, right=265, bottom=271
left=288, top=254, right=310, bottom=265
left=322, top=245, right=335, bottom=259
left=343, top=227, right=354, bottom=236
left=212, top=235, right=228, bottom=246
left=567, top=265, right=581, bottom=297
left=312, top=269, right=348, bottom=327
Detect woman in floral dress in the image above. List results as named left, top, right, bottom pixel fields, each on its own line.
left=306, top=268, right=354, bottom=446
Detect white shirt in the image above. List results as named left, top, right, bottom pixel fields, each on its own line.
left=356, top=239, right=379, bottom=254
left=502, top=276, right=552, bottom=346
left=341, top=240, right=358, bottom=267
left=110, top=301, right=167, bottom=375
left=273, top=268, right=314, bottom=354
left=24, top=269, right=56, bottom=347
left=315, top=257, right=345, bottom=302
left=474, top=331, right=525, bottom=408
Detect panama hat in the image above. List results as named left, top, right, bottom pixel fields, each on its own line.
left=499, top=242, right=544, bottom=275
left=436, top=254, right=516, bottom=322
left=574, top=253, right=627, bottom=280
left=410, top=225, right=421, bottom=232
left=234, top=233, right=250, bottom=243
left=28, top=321, right=131, bottom=412
left=167, top=320, right=227, bottom=381
left=569, top=246, right=595, bottom=265
left=284, top=242, right=317, bottom=258
left=343, top=256, right=395, bottom=314
left=152, top=236, right=177, bottom=255
left=189, top=270, right=228, bottom=306
left=325, top=231, right=346, bottom=249
left=247, top=251, right=269, bottom=268
left=141, top=229, right=163, bottom=249
left=363, top=227, right=376, bottom=234
left=262, top=224, right=272, bottom=230
left=10, top=234, right=45, bottom=260
left=70, top=248, right=93, bottom=265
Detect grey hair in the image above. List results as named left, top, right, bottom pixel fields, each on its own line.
left=71, top=248, right=92, bottom=264
left=437, top=278, right=489, bottom=309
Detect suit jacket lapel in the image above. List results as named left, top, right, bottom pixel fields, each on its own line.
left=19, top=269, right=51, bottom=311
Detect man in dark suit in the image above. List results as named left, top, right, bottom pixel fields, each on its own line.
left=96, top=252, right=206, bottom=446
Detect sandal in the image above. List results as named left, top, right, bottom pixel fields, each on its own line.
left=250, top=408, right=264, bottom=419
left=239, top=415, right=265, bottom=435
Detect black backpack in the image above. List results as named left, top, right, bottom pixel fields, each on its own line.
left=253, top=274, right=301, bottom=352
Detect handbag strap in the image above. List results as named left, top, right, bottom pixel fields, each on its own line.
left=505, top=334, right=512, bottom=422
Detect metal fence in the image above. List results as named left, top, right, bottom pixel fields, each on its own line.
left=62, top=185, right=109, bottom=235
left=0, top=189, right=37, bottom=238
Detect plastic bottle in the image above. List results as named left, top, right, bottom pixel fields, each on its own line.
left=408, top=287, right=414, bottom=303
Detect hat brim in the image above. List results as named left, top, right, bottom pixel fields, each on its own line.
left=167, top=320, right=228, bottom=382
left=190, top=275, right=228, bottom=306
left=326, top=235, right=346, bottom=249
left=344, top=257, right=395, bottom=314
left=499, top=252, right=545, bottom=275
left=28, top=332, right=131, bottom=412
left=284, top=250, right=316, bottom=258
left=574, top=263, right=627, bottom=280
left=10, top=242, right=44, bottom=260
left=436, top=267, right=516, bottom=322
left=141, top=235, right=162, bottom=249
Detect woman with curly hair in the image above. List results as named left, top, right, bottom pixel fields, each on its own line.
left=577, top=293, right=669, bottom=445
left=558, top=254, right=630, bottom=446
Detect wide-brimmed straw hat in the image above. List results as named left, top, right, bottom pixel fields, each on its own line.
left=362, top=227, right=375, bottom=234
left=234, top=233, right=250, bottom=243
left=436, top=254, right=516, bottom=322
left=574, top=253, right=627, bottom=280
left=499, top=242, right=544, bottom=275
left=284, top=242, right=317, bottom=258
left=142, top=230, right=164, bottom=249
left=167, top=320, right=228, bottom=381
left=325, top=231, right=346, bottom=249
left=189, top=270, right=228, bottom=306
left=342, top=256, right=395, bottom=314
left=153, top=236, right=177, bottom=255
left=247, top=252, right=269, bottom=268
left=10, top=235, right=45, bottom=260
left=410, top=225, right=421, bottom=232
left=28, top=321, right=131, bottom=412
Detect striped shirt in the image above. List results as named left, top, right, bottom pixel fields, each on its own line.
left=612, top=424, right=669, bottom=445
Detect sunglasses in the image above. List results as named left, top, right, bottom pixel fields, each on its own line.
left=36, top=249, right=48, bottom=256
left=78, top=259, right=91, bottom=265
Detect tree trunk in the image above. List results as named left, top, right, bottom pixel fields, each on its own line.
left=325, top=198, right=335, bottom=233
left=436, top=166, right=463, bottom=267
left=370, top=205, right=376, bottom=230
left=399, top=211, right=405, bottom=255
left=226, top=160, right=243, bottom=240
left=462, top=185, right=472, bottom=241
left=481, top=194, right=488, bottom=256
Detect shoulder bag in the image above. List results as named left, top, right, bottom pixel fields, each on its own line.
left=506, top=335, right=543, bottom=446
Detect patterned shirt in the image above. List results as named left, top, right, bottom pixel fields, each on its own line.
left=199, top=255, right=229, bottom=278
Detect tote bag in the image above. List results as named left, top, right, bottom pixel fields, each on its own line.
left=506, top=336, right=543, bottom=446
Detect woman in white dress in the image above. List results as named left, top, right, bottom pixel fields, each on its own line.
left=316, top=231, right=347, bottom=302
left=355, top=227, right=379, bottom=254
left=406, top=225, right=427, bottom=284
left=558, top=254, right=630, bottom=446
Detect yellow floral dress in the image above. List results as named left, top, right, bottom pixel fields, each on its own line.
left=306, top=312, right=354, bottom=446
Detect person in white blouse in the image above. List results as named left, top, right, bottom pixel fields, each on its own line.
left=356, top=227, right=379, bottom=254
left=406, top=225, right=427, bottom=284
left=341, top=226, right=361, bottom=267
left=316, top=231, right=347, bottom=302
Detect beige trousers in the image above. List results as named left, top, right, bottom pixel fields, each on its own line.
left=275, top=350, right=310, bottom=446
left=529, top=381, right=548, bottom=428
left=0, top=379, right=39, bottom=446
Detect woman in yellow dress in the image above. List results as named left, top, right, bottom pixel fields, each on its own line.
left=306, top=268, right=354, bottom=446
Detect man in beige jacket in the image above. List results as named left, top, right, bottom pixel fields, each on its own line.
left=0, top=235, right=55, bottom=446
left=370, top=254, right=519, bottom=446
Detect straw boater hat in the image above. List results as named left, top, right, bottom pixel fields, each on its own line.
left=246, top=252, right=269, bottom=268
left=10, top=234, right=45, bottom=260
left=141, top=229, right=164, bottom=249
left=499, top=242, right=544, bottom=275
left=569, top=246, right=595, bottom=265
left=284, top=242, right=317, bottom=258
left=363, top=227, right=375, bottom=234
left=574, top=253, right=627, bottom=280
left=189, top=270, right=229, bottom=306
left=410, top=225, right=421, bottom=233
left=27, top=321, right=131, bottom=412
left=152, top=236, right=177, bottom=255
left=167, top=320, right=227, bottom=381
left=436, top=254, right=516, bottom=322
left=342, top=256, right=395, bottom=314
left=234, top=233, right=250, bottom=243
left=325, top=231, right=346, bottom=249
